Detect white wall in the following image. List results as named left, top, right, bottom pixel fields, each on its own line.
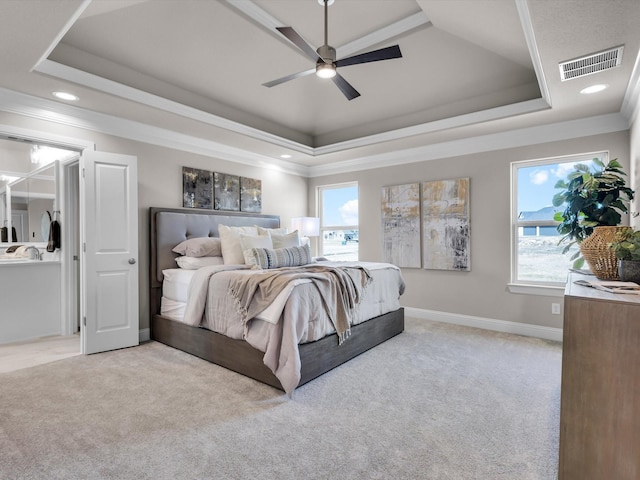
left=0, top=111, right=309, bottom=331
left=309, top=130, right=631, bottom=330
left=1, top=109, right=635, bottom=335
left=630, top=114, right=640, bottom=229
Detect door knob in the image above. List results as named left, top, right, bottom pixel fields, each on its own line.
left=128, top=258, right=136, bottom=265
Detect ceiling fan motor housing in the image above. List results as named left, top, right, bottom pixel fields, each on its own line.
left=316, top=44, right=336, bottom=64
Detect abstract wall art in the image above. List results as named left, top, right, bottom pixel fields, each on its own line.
left=422, top=177, right=470, bottom=271
left=240, top=177, right=262, bottom=213
left=381, top=183, right=421, bottom=268
left=214, top=172, right=240, bottom=211
left=182, top=167, right=213, bottom=209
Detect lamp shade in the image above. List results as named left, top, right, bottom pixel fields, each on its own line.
left=291, top=217, right=320, bottom=237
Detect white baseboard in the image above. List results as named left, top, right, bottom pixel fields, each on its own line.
left=403, top=307, right=563, bottom=342
left=139, top=328, right=150, bottom=343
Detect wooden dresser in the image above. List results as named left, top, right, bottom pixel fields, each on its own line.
left=558, top=273, right=640, bottom=479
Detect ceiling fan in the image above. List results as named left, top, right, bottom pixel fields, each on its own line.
left=262, top=0, right=403, bottom=100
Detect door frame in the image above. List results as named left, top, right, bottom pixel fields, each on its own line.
left=61, top=160, right=80, bottom=336
left=0, top=124, right=94, bottom=346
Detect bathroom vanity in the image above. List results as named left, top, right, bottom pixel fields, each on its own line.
left=0, top=254, right=62, bottom=344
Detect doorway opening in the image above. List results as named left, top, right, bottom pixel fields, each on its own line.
left=0, top=126, right=91, bottom=366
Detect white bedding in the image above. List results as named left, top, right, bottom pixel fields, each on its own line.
left=162, top=267, right=307, bottom=325
left=160, top=261, right=405, bottom=395
left=162, top=268, right=196, bottom=303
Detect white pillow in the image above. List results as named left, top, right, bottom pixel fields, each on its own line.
left=218, top=224, right=259, bottom=264
left=239, top=233, right=273, bottom=266
left=172, top=237, right=222, bottom=257
left=256, top=226, right=288, bottom=236
left=271, top=230, right=301, bottom=249
left=175, top=256, right=224, bottom=269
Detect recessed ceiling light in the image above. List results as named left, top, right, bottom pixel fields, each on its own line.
left=580, top=84, right=609, bottom=95
left=52, top=91, right=79, bottom=101
left=280, top=154, right=292, bottom=159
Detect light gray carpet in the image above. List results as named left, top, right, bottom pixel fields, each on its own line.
left=0, top=317, right=562, bottom=480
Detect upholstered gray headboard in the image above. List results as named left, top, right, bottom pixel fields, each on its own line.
left=150, top=207, right=280, bottom=288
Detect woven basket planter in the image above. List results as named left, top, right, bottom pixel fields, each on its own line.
left=580, top=226, right=627, bottom=280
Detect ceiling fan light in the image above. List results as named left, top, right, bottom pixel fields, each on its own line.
left=316, top=63, right=336, bottom=79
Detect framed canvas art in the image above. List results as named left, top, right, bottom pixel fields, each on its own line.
left=240, top=177, right=262, bottom=213
left=182, top=167, right=213, bottom=209
left=214, top=172, right=240, bottom=211
left=422, top=178, right=470, bottom=271
left=381, top=183, right=421, bottom=268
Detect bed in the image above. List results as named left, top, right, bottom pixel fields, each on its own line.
left=149, top=207, right=405, bottom=395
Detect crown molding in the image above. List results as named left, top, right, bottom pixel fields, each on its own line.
left=515, top=0, right=552, bottom=106
left=0, top=87, right=629, bottom=180
left=0, top=87, right=311, bottom=177
left=313, top=98, right=550, bottom=156
left=307, top=112, right=630, bottom=177
left=34, top=59, right=316, bottom=157
left=621, top=44, right=640, bottom=125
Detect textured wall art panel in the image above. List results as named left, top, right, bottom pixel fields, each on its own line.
left=422, top=178, right=470, bottom=271
left=182, top=167, right=213, bottom=209
left=214, top=172, right=240, bottom=211
left=381, top=183, right=421, bottom=268
left=240, top=177, right=262, bottom=213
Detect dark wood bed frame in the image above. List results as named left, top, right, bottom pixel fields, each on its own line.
left=149, top=207, right=404, bottom=391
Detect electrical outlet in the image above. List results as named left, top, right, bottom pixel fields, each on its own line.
left=552, top=303, right=561, bottom=315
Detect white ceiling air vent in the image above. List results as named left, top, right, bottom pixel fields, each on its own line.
left=559, top=45, right=624, bottom=81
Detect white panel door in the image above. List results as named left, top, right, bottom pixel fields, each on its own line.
left=81, top=151, right=138, bottom=354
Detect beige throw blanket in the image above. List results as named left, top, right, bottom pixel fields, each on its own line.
left=229, top=264, right=372, bottom=344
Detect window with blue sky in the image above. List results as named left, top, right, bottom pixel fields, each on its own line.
left=512, top=152, right=604, bottom=285
left=318, top=183, right=358, bottom=261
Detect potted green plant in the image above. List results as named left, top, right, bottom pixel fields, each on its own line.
left=609, top=227, right=640, bottom=283
left=552, top=158, right=635, bottom=278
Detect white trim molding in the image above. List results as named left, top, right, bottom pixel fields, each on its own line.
left=0, top=87, right=310, bottom=177
left=139, top=328, right=150, bottom=343
left=404, top=306, right=563, bottom=342
left=507, top=283, right=565, bottom=297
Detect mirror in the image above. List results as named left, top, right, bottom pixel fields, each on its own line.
left=0, top=138, right=76, bottom=244
left=8, top=164, right=56, bottom=242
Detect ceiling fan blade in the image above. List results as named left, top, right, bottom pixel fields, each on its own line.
left=276, top=26, right=322, bottom=62
left=332, top=73, right=360, bottom=101
left=262, top=68, right=316, bottom=88
left=335, top=45, right=402, bottom=68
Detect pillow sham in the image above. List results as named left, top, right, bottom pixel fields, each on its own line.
left=172, top=236, right=222, bottom=257
left=218, top=224, right=259, bottom=264
left=175, top=255, right=224, bottom=269
left=239, top=233, right=273, bottom=266
left=256, top=226, right=288, bottom=236
left=248, top=244, right=312, bottom=269
left=271, top=230, right=301, bottom=249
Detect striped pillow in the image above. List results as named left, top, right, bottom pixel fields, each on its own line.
left=250, top=244, right=312, bottom=269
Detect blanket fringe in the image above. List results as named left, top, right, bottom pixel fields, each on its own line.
left=228, top=285, right=250, bottom=338
left=338, top=327, right=352, bottom=346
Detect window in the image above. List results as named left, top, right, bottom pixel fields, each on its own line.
left=511, top=152, right=605, bottom=285
left=318, top=183, right=358, bottom=261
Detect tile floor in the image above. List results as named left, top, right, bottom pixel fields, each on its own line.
left=0, top=334, right=81, bottom=373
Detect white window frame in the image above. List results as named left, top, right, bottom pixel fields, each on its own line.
left=317, top=182, right=359, bottom=260
left=509, top=151, right=608, bottom=295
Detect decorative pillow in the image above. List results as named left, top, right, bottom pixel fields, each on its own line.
left=218, top=225, right=259, bottom=264
left=172, top=237, right=222, bottom=257
left=249, top=244, right=312, bottom=269
left=271, top=230, right=301, bottom=249
left=256, top=226, right=288, bottom=236
left=175, top=255, right=224, bottom=269
left=239, top=233, right=273, bottom=266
